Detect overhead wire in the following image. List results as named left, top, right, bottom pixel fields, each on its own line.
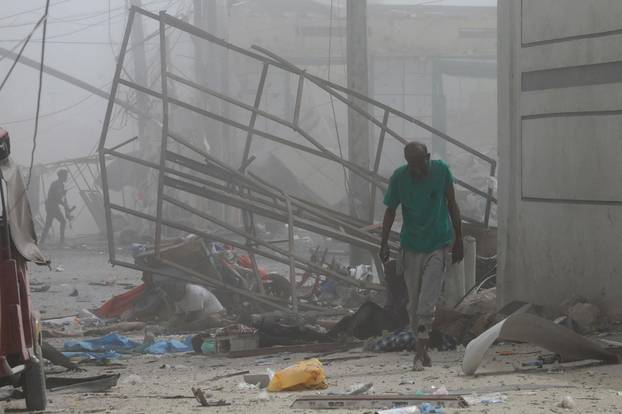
left=1, top=0, right=176, bottom=42
left=0, top=0, right=70, bottom=22
left=0, top=30, right=35, bottom=65
left=0, top=92, right=95, bottom=125
left=27, top=0, right=52, bottom=188
left=0, top=0, right=172, bottom=29
left=327, top=0, right=351, bottom=198
left=0, top=14, right=46, bottom=92
left=0, top=39, right=122, bottom=45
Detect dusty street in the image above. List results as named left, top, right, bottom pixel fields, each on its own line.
left=1, top=247, right=621, bottom=413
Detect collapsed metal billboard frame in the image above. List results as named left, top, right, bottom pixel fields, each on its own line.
left=98, top=7, right=497, bottom=313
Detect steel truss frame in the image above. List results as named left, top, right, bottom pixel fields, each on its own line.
left=98, top=7, right=496, bottom=312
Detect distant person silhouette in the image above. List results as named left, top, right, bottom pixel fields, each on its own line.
left=40, top=169, right=73, bottom=245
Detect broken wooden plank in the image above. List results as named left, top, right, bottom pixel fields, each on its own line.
left=227, top=342, right=361, bottom=358
left=291, top=394, right=463, bottom=410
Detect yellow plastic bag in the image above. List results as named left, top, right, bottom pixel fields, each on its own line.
left=267, top=358, right=327, bottom=392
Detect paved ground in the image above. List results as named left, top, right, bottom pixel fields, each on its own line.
left=2, top=247, right=622, bottom=413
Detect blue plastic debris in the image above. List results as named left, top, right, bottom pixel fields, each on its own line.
left=64, top=333, right=193, bottom=355
left=64, top=333, right=140, bottom=352
left=142, top=336, right=193, bottom=354
left=419, top=403, right=444, bottom=414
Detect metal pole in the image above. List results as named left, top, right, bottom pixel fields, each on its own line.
left=129, top=0, right=150, bottom=147
left=241, top=63, right=269, bottom=163
left=239, top=63, right=269, bottom=295
left=368, top=109, right=390, bottom=223
left=347, top=0, right=371, bottom=265
left=293, top=71, right=305, bottom=126
left=98, top=8, right=136, bottom=262
left=484, top=162, right=496, bottom=226
left=154, top=12, right=169, bottom=256
left=285, top=196, right=298, bottom=313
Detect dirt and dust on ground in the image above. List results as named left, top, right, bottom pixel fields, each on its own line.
left=2, top=246, right=622, bottom=414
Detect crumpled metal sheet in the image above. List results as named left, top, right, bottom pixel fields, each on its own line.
left=462, top=312, right=619, bottom=375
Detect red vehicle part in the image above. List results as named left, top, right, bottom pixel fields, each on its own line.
left=0, top=230, right=36, bottom=381
left=0, top=131, right=47, bottom=410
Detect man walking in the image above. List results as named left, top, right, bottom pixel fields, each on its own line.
left=380, top=142, right=463, bottom=371
left=40, top=169, right=71, bottom=245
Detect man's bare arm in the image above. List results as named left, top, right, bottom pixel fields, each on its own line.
left=445, top=181, right=464, bottom=263
left=380, top=207, right=396, bottom=262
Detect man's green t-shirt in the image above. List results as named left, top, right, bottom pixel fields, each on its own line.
left=383, top=160, right=454, bottom=253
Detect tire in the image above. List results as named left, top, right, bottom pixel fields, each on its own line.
left=23, top=343, right=47, bottom=411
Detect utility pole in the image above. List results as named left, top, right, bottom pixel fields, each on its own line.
left=129, top=0, right=150, bottom=150
left=431, top=60, right=447, bottom=158
left=193, top=0, right=230, bottom=221
left=346, top=0, right=371, bottom=265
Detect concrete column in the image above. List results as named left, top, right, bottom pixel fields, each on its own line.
left=346, top=0, right=371, bottom=265
left=464, top=235, right=477, bottom=290
left=444, top=258, right=466, bottom=308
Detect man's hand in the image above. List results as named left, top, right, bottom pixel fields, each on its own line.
left=379, top=242, right=390, bottom=263
left=452, top=237, right=464, bottom=264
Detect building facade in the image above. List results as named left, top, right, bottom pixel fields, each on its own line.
left=498, top=0, right=622, bottom=317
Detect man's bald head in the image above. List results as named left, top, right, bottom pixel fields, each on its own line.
left=404, top=142, right=428, bottom=157
left=404, top=141, right=430, bottom=178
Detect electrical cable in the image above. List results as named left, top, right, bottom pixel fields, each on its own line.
left=0, top=14, right=46, bottom=92
left=27, top=0, right=51, bottom=188
left=327, top=0, right=351, bottom=199
left=0, top=0, right=70, bottom=22
left=0, top=92, right=95, bottom=125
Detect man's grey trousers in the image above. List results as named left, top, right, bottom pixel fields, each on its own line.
left=397, top=247, right=450, bottom=338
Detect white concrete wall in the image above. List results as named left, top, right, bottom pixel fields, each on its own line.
left=498, top=0, right=622, bottom=317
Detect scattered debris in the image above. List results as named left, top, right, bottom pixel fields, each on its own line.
left=237, top=381, right=260, bottom=391
left=376, top=406, right=420, bottom=414
left=346, top=382, right=374, bottom=395
left=568, top=302, right=603, bottom=334
left=119, top=374, right=143, bottom=385
left=418, top=403, right=445, bottom=414
left=558, top=395, right=577, bottom=409
left=88, top=280, right=116, bottom=287
left=42, top=341, right=83, bottom=371
left=227, top=341, right=359, bottom=358
left=83, top=322, right=146, bottom=336
left=243, top=374, right=270, bottom=389
left=55, top=265, right=64, bottom=272
left=46, top=374, right=120, bottom=393
left=462, top=392, right=507, bottom=406
left=253, top=390, right=270, bottom=401
left=32, top=283, right=51, bottom=292
left=431, top=385, right=449, bottom=396
left=191, top=387, right=229, bottom=407
left=96, top=284, right=146, bottom=319
left=202, top=370, right=250, bottom=383
left=43, top=315, right=83, bottom=337
left=159, top=364, right=189, bottom=370
left=313, top=354, right=377, bottom=364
